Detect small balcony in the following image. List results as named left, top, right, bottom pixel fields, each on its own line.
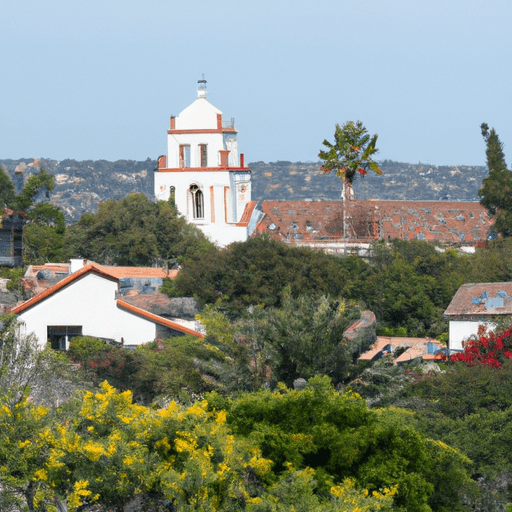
left=222, top=118, right=235, bottom=129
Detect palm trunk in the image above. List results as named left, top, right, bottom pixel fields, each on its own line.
left=342, top=180, right=354, bottom=239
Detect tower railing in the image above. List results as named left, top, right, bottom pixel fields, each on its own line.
left=222, top=118, right=235, bottom=129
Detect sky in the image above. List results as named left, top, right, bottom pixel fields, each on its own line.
left=1, top=0, right=511, bottom=167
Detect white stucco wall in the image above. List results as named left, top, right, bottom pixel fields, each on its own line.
left=17, top=273, right=158, bottom=348
left=154, top=169, right=250, bottom=247
left=200, top=224, right=249, bottom=247
left=167, top=132, right=227, bottom=169
left=155, top=91, right=251, bottom=247
left=175, top=98, right=221, bottom=130
left=448, top=319, right=496, bottom=352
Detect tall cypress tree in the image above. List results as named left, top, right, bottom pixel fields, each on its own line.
left=479, top=123, right=512, bottom=237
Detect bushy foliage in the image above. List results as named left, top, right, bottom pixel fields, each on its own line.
left=0, top=167, right=69, bottom=264
left=214, top=376, right=470, bottom=512
left=69, top=336, right=236, bottom=404
left=0, top=167, right=15, bottom=208
left=169, top=236, right=480, bottom=337
left=65, top=193, right=214, bottom=266
left=9, top=168, right=55, bottom=212
left=170, top=234, right=372, bottom=311
left=395, top=322, right=512, bottom=507
left=447, top=325, right=512, bottom=368
left=0, top=316, right=84, bottom=408
left=0, top=375, right=472, bottom=512
left=24, top=203, right=68, bottom=263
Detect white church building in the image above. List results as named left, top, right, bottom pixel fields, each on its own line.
left=154, top=79, right=256, bottom=247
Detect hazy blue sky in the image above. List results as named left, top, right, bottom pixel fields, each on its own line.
left=2, top=0, right=511, bottom=166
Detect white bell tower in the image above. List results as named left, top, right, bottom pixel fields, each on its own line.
left=154, top=79, right=254, bottom=247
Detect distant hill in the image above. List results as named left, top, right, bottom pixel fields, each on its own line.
left=0, top=158, right=488, bottom=223
left=249, top=160, right=487, bottom=203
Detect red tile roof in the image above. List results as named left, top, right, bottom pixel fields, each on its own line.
left=255, top=200, right=493, bottom=245
left=343, top=311, right=376, bottom=340
left=117, top=300, right=203, bottom=337
left=444, top=282, right=512, bottom=317
left=13, top=263, right=178, bottom=314
left=237, top=201, right=257, bottom=227
left=88, top=263, right=178, bottom=279
left=28, top=264, right=71, bottom=275
left=359, top=336, right=446, bottom=364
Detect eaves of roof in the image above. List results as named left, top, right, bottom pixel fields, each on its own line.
left=117, top=300, right=204, bottom=338
left=97, top=265, right=178, bottom=279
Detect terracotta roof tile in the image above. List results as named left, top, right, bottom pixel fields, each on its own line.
left=444, top=282, right=512, bottom=316
left=117, top=300, right=203, bottom=337
left=256, top=200, right=493, bottom=245
left=91, top=264, right=178, bottom=279
left=237, top=201, right=257, bottom=227
left=359, top=336, right=446, bottom=364
left=29, top=264, right=71, bottom=275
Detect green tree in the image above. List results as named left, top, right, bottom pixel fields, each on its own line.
left=220, top=376, right=470, bottom=512
left=9, top=168, right=55, bottom=212
left=319, top=121, right=382, bottom=237
left=234, top=292, right=367, bottom=387
left=169, top=234, right=371, bottom=312
left=479, top=123, right=512, bottom=237
left=23, top=203, right=68, bottom=263
left=66, top=193, right=214, bottom=266
left=2, top=168, right=68, bottom=264
left=0, top=315, right=83, bottom=408
left=0, top=167, right=15, bottom=208
left=69, top=335, right=235, bottom=404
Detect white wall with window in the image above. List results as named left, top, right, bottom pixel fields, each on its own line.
left=154, top=80, right=254, bottom=247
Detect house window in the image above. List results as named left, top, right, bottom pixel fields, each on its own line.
left=47, top=325, right=83, bottom=350
left=199, top=144, right=207, bottom=167
left=179, top=145, right=190, bottom=168
left=189, top=185, right=204, bottom=219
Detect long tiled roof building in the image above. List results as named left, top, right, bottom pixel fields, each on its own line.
left=253, top=200, right=492, bottom=252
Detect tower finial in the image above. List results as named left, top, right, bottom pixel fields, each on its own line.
left=197, top=74, right=207, bottom=98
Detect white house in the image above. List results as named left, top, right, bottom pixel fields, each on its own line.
left=11, top=263, right=203, bottom=349
left=154, top=79, right=256, bottom=247
left=444, top=282, right=512, bottom=352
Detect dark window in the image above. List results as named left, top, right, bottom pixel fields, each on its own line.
left=199, top=144, right=207, bottom=167
left=169, top=186, right=176, bottom=208
left=189, top=185, right=204, bottom=219
left=47, top=325, right=83, bottom=350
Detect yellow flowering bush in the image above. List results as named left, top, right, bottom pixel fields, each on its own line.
left=0, top=376, right=471, bottom=512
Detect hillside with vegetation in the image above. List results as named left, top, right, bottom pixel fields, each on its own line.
left=0, top=158, right=488, bottom=222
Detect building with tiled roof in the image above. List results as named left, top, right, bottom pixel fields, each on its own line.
left=12, top=263, right=203, bottom=349
left=21, top=259, right=178, bottom=299
left=253, top=200, right=493, bottom=253
left=358, top=336, right=446, bottom=365
left=444, top=282, right=512, bottom=352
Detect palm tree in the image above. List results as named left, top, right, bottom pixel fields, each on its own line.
left=319, top=121, right=382, bottom=238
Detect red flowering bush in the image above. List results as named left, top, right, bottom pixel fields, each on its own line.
left=448, top=325, right=512, bottom=368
